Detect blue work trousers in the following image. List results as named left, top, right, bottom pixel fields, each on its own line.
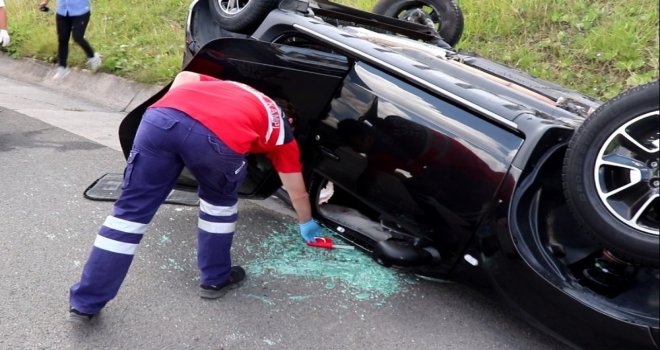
left=70, top=107, right=248, bottom=314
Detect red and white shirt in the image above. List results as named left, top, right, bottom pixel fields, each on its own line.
left=150, top=75, right=301, bottom=173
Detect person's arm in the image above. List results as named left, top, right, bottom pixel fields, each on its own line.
left=278, top=172, right=312, bottom=224
left=38, top=0, right=49, bottom=11
left=0, top=6, right=7, bottom=30
left=266, top=134, right=321, bottom=240
left=278, top=171, right=323, bottom=243
left=0, top=4, right=9, bottom=48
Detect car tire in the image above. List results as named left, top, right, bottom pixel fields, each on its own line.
left=372, top=0, right=464, bottom=47
left=209, top=0, right=279, bottom=33
left=562, top=80, right=659, bottom=267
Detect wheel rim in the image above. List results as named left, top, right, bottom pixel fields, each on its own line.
left=398, top=4, right=445, bottom=32
left=594, top=110, right=660, bottom=235
left=217, top=0, right=250, bottom=15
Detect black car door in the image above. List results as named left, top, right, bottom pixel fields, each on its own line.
left=309, top=61, right=523, bottom=267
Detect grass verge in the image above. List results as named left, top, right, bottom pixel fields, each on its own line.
left=3, top=0, right=658, bottom=99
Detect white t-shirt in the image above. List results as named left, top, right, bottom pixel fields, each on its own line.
left=0, top=0, right=5, bottom=8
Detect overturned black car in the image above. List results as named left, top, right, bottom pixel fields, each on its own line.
left=119, top=0, right=660, bottom=348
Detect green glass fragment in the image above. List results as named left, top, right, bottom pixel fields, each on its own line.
left=246, top=225, right=418, bottom=301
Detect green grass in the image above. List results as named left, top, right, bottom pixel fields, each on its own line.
left=456, top=0, right=659, bottom=98
left=3, top=0, right=658, bottom=99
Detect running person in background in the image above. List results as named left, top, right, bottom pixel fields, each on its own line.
left=0, top=0, right=10, bottom=47
left=38, top=0, right=101, bottom=78
left=68, top=71, right=323, bottom=322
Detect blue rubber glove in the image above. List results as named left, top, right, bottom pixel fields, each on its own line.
left=299, top=220, right=322, bottom=243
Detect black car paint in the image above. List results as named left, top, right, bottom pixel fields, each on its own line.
left=312, top=61, right=521, bottom=270
left=119, top=1, right=659, bottom=349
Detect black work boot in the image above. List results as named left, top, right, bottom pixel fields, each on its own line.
left=199, top=266, right=246, bottom=299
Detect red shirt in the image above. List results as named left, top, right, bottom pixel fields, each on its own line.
left=150, top=76, right=301, bottom=173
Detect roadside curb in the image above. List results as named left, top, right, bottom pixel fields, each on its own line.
left=0, top=53, right=163, bottom=112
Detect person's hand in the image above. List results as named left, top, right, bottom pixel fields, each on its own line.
left=298, top=219, right=322, bottom=243
left=38, top=1, right=49, bottom=11
left=0, top=30, right=9, bottom=47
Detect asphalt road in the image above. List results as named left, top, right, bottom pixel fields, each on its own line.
left=0, top=66, right=571, bottom=350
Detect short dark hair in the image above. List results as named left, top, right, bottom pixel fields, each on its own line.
left=271, top=97, right=297, bottom=120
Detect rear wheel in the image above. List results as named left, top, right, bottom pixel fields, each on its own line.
left=209, top=0, right=279, bottom=33
left=563, top=81, right=660, bottom=267
left=372, top=0, right=464, bottom=47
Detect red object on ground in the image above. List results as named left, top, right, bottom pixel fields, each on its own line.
left=306, top=237, right=354, bottom=250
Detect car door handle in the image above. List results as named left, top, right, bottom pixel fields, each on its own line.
left=319, top=146, right=340, bottom=161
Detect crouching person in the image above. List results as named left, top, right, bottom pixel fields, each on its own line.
left=68, top=71, right=323, bottom=322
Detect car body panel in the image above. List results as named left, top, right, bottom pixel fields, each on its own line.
left=489, top=153, right=659, bottom=349
left=255, top=9, right=596, bottom=128
left=312, top=61, right=522, bottom=270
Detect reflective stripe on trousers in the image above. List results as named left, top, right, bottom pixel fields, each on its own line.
left=69, top=107, right=248, bottom=314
